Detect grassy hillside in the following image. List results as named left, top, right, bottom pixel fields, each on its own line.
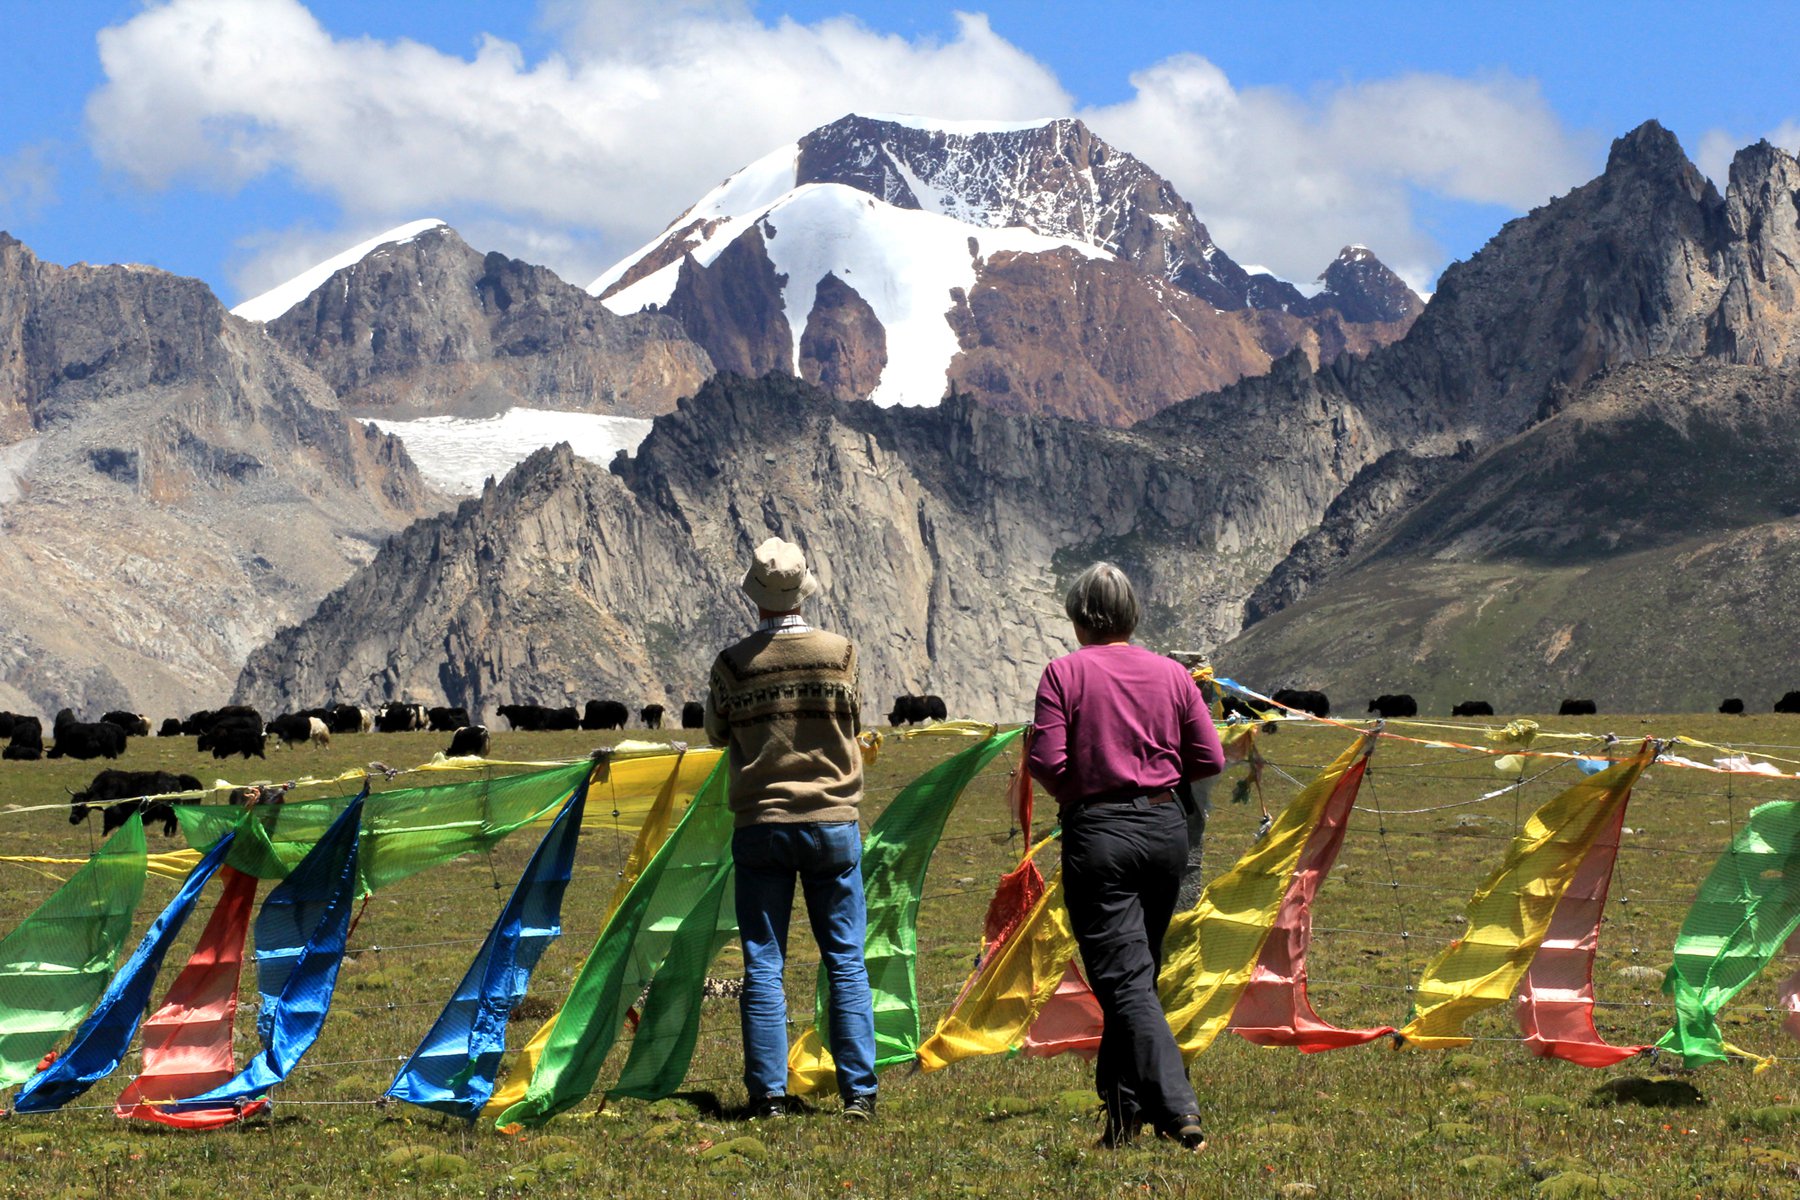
left=1, top=717, right=1799, bottom=1197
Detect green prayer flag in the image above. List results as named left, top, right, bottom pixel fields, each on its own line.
left=1656, top=799, right=1800, bottom=1065
left=818, top=728, right=1023, bottom=1073
left=498, top=759, right=733, bottom=1128
left=607, top=853, right=737, bottom=1101
left=176, top=761, right=592, bottom=892
left=0, top=818, right=148, bottom=1088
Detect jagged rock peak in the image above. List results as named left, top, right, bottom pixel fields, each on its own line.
left=1605, top=119, right=1688, bottom=173
left=1317, top=245, right=1425, bottom=325
left=259, top=222, right=712, bottom=418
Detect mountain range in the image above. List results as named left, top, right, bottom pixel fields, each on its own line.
left=235, top=121, right=1800, bottom=719
left=4, top=113, right=1797, bottom=721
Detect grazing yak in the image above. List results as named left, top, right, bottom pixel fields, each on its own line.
left=3, top=716, right=44, bottom=761
left=1452, top=700, right=1496, bottom=717
left=887, top=695, right=926, bottom=726
left=1719, top=698, right=1746, bottom=715
left=1271, top=689, right=1331, bottom=718
left=580, top=700, right=629, bottom=731
left=1558, top=699, right=1599, bottom=716
left=198, top=715, right=266, bottom=759
left=428, top=706, right=471, bottom=733
left=69, top=769, right=203, bottom=836
left=1219, top=695, right=1271, bottom=722
left=266, top=713, right=329, bottom=748
left=886, top=694, right=948, bottom=726
left=48, top=710, right=128, bottom=761
left=1775, top=691, right=1800, bottom=714
left=157, top=717, right=184, bottom=737
left=100, top=711, right=151, bottom=737
left=1367, top=694, right=1418, bottom=719
left=447, top=725, right=490, bottom=758
left=640, top=704, right=666, bottom=730
left=376, top=703, right=427, bottom=733
left=681, top=701, right=705, bottom=729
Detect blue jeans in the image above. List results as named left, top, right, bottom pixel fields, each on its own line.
left=732, top=821, right=877, bottom=1102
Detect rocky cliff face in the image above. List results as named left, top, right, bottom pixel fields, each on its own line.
left=1189, top=125, right=1800, bottom=625
left=0, top=233, right=438, bottom=718
left=263, top=225, right=712, bottom=417
left=236, top=368, right=1370, bottom=720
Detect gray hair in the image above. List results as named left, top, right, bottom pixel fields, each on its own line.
left=1064, top=561, right=1140, bottom=638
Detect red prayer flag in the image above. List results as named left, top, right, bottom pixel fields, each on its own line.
left=1228, top=758, right=1397, bottom=1051
left=1514, top=799, right=1648, bottom=1068
left=115, top=867, right=269, bottom=1128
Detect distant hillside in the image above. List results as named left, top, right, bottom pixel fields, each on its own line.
left=1216, top=359, right=1800, bottom=712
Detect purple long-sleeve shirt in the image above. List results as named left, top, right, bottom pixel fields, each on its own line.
left=1026, top=642, right=1225, bottom=807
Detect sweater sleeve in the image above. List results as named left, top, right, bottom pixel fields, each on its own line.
left=703, top=656, right=730, bottom=749
left=1025, top=664, right=1071, bottom=798
left=1177, top=677, right=1225, bottom=782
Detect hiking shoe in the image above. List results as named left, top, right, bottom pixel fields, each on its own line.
left=1156, top=1114, right=1205, bottom=1152
left=748, top=1094, right=792, bottom=1120
left=842, top=1094, right=877, bottom=1123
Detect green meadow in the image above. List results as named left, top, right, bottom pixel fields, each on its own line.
left=1, top=714, right=1798, bottom=1199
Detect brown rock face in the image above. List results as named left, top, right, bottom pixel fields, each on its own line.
left=662, top=225, right=793, bottom=378
left=263, top=225, right=711, bottom=418
left=798, top=273, right=886, bottom=401
left=1708, top=140, right=1800, bottom=366
left=0, top=233, right=437, bottom=718
left=944, top=248, right=1272, bottom=425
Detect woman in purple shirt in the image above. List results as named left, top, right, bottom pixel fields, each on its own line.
left=1027, top=562, right=1224, bottom=1151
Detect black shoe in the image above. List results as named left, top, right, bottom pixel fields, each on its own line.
left=841, top=1094, right=876, bottom=1123
left=1155, top=1114, right=1205, bottom=1152
left=749, top=1094, right=791, bottom=1120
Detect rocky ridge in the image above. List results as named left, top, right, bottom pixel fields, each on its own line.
left=262, top=225, right=712, bottom=418
left=235, top=368, right=1369, bottom=720
left=1229, top=126, right=1800, bottom=623
left=0, top=233, right=438, bottom=717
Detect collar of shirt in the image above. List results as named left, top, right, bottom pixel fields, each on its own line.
left=756, top=612, right=814, bottom=635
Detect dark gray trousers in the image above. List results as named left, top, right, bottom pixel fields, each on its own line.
left=1061, top=798, right=1201, bottom=1129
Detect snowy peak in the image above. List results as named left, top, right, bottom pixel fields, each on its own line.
left=232, top=219, right=446, bottom=323
left=792, top=113, right=1251, bottom=309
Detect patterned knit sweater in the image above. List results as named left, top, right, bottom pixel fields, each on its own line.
left=704, top=629, right=862, bottom=827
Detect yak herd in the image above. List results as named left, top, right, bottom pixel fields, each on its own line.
left=6, top=685, right=1798, bottom=841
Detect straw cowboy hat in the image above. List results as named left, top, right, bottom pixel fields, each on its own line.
left=742, top=536, right=819, bottom=612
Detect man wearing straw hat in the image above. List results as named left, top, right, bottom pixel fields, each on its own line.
left=704, top=536, right=876, bottom=1122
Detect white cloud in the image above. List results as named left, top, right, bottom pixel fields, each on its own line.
left=0, top=144, right=58, bottom=224
left=88, top=0, right=1069, bottom=292
left=1079, top=57, right=1599, bottom=290
left=1698, top=119, right=1800, bottom=190
left=87, top=0, right=1600, bottom=298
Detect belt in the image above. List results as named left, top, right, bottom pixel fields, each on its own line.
left=1072, top=788, right=1176, bottom=811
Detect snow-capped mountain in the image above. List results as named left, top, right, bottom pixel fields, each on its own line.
left=593, top=113, right=1422, bottom=423
left=232, top=219, right=447, bottom=323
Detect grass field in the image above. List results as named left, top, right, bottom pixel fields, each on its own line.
left=2, top=715, right=1799, bottom=1199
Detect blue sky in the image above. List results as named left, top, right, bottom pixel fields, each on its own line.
left=3, top=1, right=1796, bottom=306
